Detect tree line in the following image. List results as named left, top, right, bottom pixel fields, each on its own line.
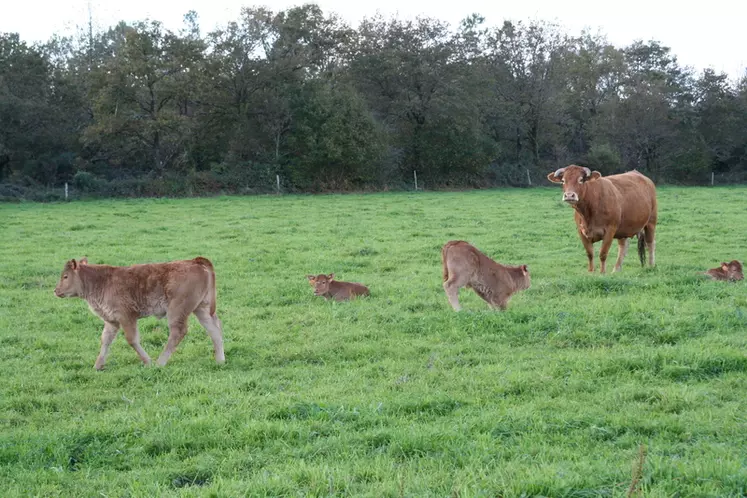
left=1, top=5, right=746, bottom=199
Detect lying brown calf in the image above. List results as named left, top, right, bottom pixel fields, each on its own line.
left=54, top=257, right=225, bottom=370
left=306, top=273, right=370, bottom=301
left=704, top=260, right=743, bottom=281
left=442, top=240, right=530, bottom=311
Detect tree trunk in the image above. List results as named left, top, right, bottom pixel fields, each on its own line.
left=153, top=130, right=162, bottom=172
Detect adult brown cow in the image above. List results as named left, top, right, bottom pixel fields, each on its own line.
left=54, top=256, right=225, bottom=370
left=547, top=165, right=657, bottom=273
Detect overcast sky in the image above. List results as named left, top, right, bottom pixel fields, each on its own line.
left=3, top=0, right=745, bottom=80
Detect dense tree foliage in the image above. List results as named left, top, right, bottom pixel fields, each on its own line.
left=1, top=6, right=746, bottom=198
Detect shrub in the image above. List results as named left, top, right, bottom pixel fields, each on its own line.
left=72, top=171, right=102, bottom=192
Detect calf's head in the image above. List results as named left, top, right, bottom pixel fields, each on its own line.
left=547, top=165, right=601, bottom=205
left=516, top=264, right=531, bottom=290
left=54, top=258, right=88, bottom=297
left=306, top=273, right=335, bottom=296
left=705, top=260, right=743, bottom=281
left=725, top=260, right=744, bottom=280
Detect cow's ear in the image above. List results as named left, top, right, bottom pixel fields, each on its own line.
left=69, top=259, right=78, bottom=270
left=79, top=257, right=88, bottom=265
left=521, top=264, right=529, bottom=275
left=328, top=273, right=335, bottom=280
left=546, top=172, right=563, bottom=183
left=306, top=275, right=316, bottom=282
left=721, top=263, right=729, bottom=271
left=589, top=171, right=602, bottom=181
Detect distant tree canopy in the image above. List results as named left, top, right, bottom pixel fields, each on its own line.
left=1, top=6, right=746, bottom=198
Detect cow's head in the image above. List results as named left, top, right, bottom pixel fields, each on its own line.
left=54, top=258, right=88, bottom=298
left=547, top=165, right=602, bottom=205
left=306, top=273, right=335, bottom=296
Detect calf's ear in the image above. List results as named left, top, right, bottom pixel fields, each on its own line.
left=589, top=171, right=602, bottom=181
left=521, top=264, right=529, bottom=275
left=328, top=273, right=335, bottom=280
left=79, top=257, right=88, bottom=265
left=306, top=275, right=316, bottom=282
left=721, top=263, right=729, bottom=271
left=69, top=259, right=78, bottom=270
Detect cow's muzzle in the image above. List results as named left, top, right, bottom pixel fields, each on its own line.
left=54, top=288, right=63, bottom=297
left=563, top=191, right=579, bottom=203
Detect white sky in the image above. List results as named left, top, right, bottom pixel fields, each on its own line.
left=2, top=0, right=746, bottom=80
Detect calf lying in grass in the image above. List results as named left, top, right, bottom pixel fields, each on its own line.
left=442, top=240, right=531, bottom=311
left=306, top=273, right=370, bottom=301
left=704, top=260, right=743, bottom=281
left=54, top=257, right=225, bottom=370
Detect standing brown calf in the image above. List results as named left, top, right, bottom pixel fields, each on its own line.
left=441, top=240, right=530, bottom=311
left=306, top=273, right=370, bottom=301
left=54, top=257, right=225, bottom=370
left=704, top=260, right=743, bottom=281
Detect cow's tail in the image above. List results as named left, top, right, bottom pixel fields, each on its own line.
left=637, top=231, right=646, bottom=267
left=194, top=257, right=217, bottom=316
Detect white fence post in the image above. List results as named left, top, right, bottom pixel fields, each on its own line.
left=64, top=182, right=69, bottom=200
left=711, top=172, right=714, bottom=186
left=526, top=169, right=532, bottom=186
left=276, top=174, right=281, bottom=194
left=414, top=170, right=418, bottom=191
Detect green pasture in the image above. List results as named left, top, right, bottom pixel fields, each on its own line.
left=0, top=186, right=745, bottom=496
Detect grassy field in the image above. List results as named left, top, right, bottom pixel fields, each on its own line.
left=0, top=186, right=745, bottom=497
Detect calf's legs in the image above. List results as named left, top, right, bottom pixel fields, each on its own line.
left=194, top=305, right=225, bottom=364
left=91, top=303, right=225, bottom=369
left=489, top=291, right=511, bottom=310
left=121, top=319, right=152, bottom=366
left=94, top=321, right=120, bottom=370
left=156, top=314, right=188, bottom=367
left=443, top=273, right=471, bottom=311
left=443, top=281, right=462, bottom=311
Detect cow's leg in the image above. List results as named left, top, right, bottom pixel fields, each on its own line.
left=120, top=318, right=152, bottom=366
left=645, top=223, right=656, bottom=267
left=94, top=321, right=120, bottom=370
left=157, top=313, right=189, bottom=366
left=193, top=305, right=225, bottom=364
left=598, top=231, right=616, bottom=274
left=613, top=238, right=630, bottom=273
left=579, top=233, right=595, bottom=272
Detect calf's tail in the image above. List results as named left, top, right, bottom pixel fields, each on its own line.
left=441, top=243, right=452, bottom=282
left=194, top=256, right=217, bottom=316
left=637, top=231, right=646, bottom=267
